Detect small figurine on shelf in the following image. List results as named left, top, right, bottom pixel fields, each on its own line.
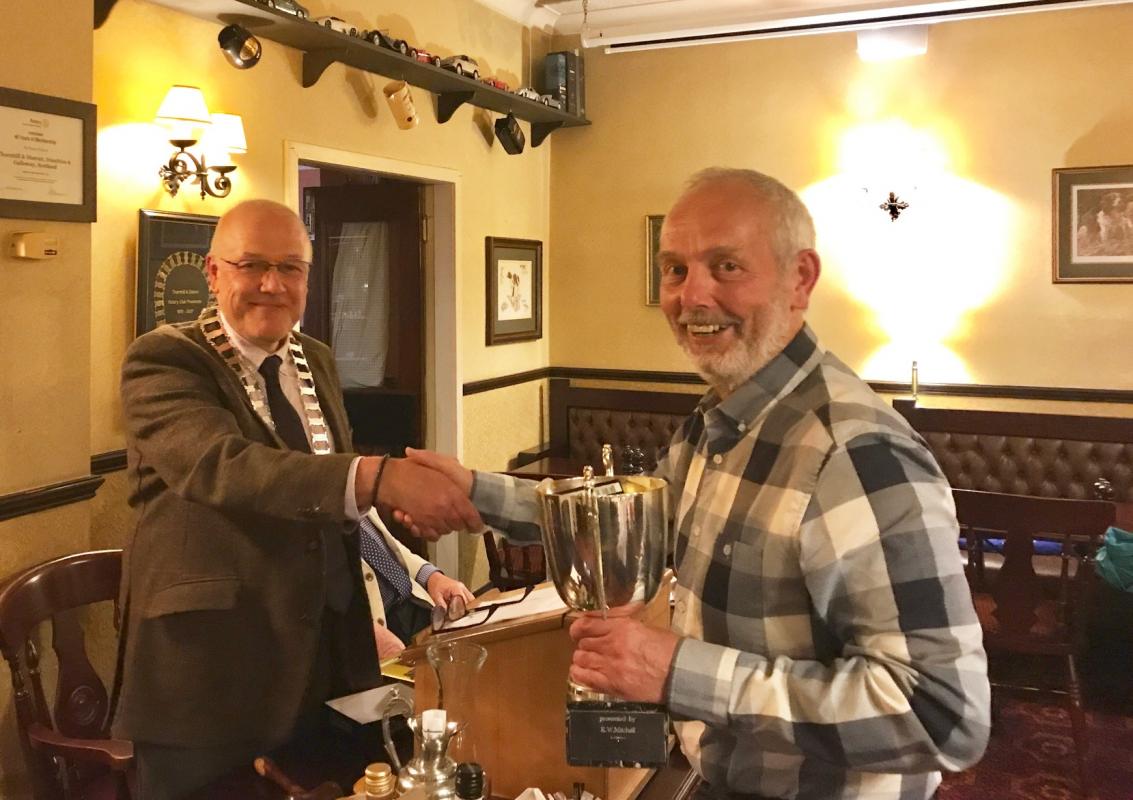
left=256, top=0, right=308, bottom=19
left=313, top=16, right=359, bottom=37
left=365, top=29, right=414, bottom=56
left=441, top=54, right=480, bottom=79
left=414, top=48, right=443, bottom=67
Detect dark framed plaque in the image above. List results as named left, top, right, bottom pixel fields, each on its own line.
left=0, top=86, right=97, bottom=222
left=486, top=236, right=542, bottom=345
left=136, top=209, right=218, bottom=336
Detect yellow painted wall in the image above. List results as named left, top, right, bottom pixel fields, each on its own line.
left=91, top=0, right=554, bottom=463
left=0, top=0, right=95, bottom=795
left=549, top=6, right=1133, bottom=395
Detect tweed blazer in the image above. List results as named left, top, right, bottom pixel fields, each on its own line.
left=113, top=322, right=380, bottom=747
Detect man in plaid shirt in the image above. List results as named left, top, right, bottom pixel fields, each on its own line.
left=407, top=168, right=989, bottom=799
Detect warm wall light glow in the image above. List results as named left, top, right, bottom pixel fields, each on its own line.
left=802, top=119, right=1016, bottom=384
left=857, top=25, right=928, bottom=62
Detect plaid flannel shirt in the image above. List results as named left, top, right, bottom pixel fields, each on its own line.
left=472, top=325, right=989, bottom=799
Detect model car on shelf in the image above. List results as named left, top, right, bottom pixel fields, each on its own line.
left=313, top=16, right=358, bottom=36
left=540, top=94, right=563, bottom=109
left=257, top=0, right=308, bottom=18
left=365, top=29, right=414, bottom=56
left=482, top=77, right=509, bottom=91
left=440, top=54, right=480, bottom=79
left=515, top=87, right=540, bottom=102
left=414, top=49, right=442, bottom=67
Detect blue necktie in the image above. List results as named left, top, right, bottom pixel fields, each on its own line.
left=359, top=516, right=414, bottom=607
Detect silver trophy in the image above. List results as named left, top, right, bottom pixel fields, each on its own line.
left=536, top=445, right=670, bottom=767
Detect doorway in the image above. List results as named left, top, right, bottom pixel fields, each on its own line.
left=285, top=142, right=463, bottom=574
left=300, top=167, right=425, bottom=456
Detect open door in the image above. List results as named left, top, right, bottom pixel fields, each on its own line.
left=302, top=178, right=424, bottom=456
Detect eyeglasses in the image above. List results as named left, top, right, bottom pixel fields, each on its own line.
left=215, top=256, right=311, bottom=281
left=430, top=585, right=535, bottom=633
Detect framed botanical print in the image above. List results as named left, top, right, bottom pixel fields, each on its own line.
left=486, top=236, right=542, bottom=345
left=136, top=209, right=218, bottom=336
left=1053, top=165, right=1133, bottom=283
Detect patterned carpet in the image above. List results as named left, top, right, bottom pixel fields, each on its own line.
left=938, top=691, right=1133, bottom=800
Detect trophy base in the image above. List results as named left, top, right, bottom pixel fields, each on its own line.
left=565, top=699, right=669, bottom=768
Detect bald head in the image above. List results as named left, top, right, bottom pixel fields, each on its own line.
left=210, top=199, right=312, bottom=262
left=205, top=199, right=312, bottom=351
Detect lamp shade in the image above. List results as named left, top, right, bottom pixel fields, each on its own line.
left=210, top=113, right=247, bottom=154
left=155, top=85, right=211, bottom=124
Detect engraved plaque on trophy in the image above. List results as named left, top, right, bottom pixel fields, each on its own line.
left=536, top=460, right=670, bottom=768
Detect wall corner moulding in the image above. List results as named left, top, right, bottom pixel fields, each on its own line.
left=95, top=0, right=588, bottom=148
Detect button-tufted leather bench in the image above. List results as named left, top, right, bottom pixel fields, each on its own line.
left=892, top=399, right=1133, bottom=502
left=526, top=377, right=701, bottom=473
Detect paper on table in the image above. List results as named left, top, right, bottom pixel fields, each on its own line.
left=445, top=584, right=567, bottom=630
left=325, top=683, right=414, bottom=725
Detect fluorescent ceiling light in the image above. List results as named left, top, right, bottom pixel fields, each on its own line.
left=857, top=25, right=929, bottom=61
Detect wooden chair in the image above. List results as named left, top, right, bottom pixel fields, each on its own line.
left=482, top=531, right=546, bottom=592
left=951, top=489, right=1115, bottom=799
left=0, top=550, right=133, bottom=800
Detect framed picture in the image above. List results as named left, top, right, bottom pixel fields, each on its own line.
left=1053, top=165, right=1133, bottom=283
left=486, top=236, right=542, bottom=345
left=645, top=214, right=664, bottom=305
left=0, top=85, right=97, bottom=222
left=136, top=209, right=218, bottom=337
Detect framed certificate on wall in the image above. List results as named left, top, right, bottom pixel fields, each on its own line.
left=0, top=86, right=96, bottom=222
left=136, top=209, right=218, bottom=336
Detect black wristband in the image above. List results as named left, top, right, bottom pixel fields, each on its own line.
left=369, top=455, right=390, bottom=509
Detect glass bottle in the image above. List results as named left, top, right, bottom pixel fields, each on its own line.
left=426, top=641, right=488, bottom=789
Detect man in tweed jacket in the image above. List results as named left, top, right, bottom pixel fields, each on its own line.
left=116, top=200, right=480, bottom=798
left=406, top=169, right=990, bottom=799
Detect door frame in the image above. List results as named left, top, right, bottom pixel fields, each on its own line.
left=285, top=141, right=463, bottom=574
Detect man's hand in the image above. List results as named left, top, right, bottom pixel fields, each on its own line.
left=569, top=614, right=681, bottom=704
left=426, top=571, right=476, bottom=609
left=374, top=457, right=482, bottom=541
left=374, top=623, right=406, bottom=661
left=391, top=448, right=476, bottom=536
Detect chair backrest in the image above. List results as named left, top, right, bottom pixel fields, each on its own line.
left=482, top=531, right=545, bottom=591
left=951, top=490, right=1115, bottom=649
left=0, top=550, right=123, bottom=795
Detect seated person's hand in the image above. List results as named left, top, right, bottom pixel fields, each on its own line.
left=426, top=572, right=476, bottom=610
left=374, top=622, right=406, bottom=661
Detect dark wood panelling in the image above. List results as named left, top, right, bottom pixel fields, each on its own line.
left=91, top=450, right=127, bottom=475
left=0, top=476, right=105, bottom=522
left=465, top=368, right=1133, bottom=406
left=893, top=398, right=1133, bottom=441
left=463, top=368, right=552, bottom=396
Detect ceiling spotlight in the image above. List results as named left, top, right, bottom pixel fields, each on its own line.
left=218, top=24, right=262, bottom=69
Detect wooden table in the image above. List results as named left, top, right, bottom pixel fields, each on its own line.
left=190, top=710, right=697, bottom=800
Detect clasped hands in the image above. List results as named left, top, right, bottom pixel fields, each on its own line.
left=383, top=448, right=681, bottom=703
left=361, top=449, right=480, bottom=540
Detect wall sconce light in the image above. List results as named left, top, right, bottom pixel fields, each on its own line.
left=880, top=191, right=910, bottom=221
left=155, top=86, right=246, bottom=199
left=218, top=25, right=262, bottom=69
left=856, top=25, right=929, bottom=62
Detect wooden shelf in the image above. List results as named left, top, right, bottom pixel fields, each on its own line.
left=101, top=0, right=588, bottom=146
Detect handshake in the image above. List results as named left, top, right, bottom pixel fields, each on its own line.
left=360, top=448, right=480, bottom=541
